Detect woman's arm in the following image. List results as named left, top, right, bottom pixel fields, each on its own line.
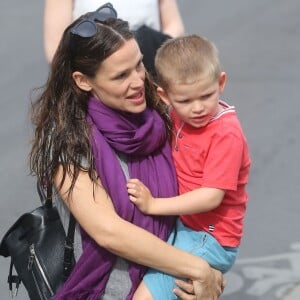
left=55, top=167, right=223, bottom=299
left=159, top=0, right=185, bottom=37
left=43, top=0, right=73, bottom=63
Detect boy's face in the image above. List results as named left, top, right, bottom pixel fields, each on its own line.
left=158, top=72, right=226, bottom=128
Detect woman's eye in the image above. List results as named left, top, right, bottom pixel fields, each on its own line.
left=115, top=72, right=126, bottom=80
left=137, top=60, right=144, bottom=70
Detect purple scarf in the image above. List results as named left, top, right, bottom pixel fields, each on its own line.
left=55, top=97, right=177, bottom=300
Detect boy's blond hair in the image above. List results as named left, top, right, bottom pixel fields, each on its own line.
left=155, top=34, right=222, bottom=91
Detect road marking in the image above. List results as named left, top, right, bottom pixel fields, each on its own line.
left=223, top=242, right=300, bottom=298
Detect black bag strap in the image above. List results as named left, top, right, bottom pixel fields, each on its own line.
left=7, top=260, right=21, bottom=298
left=63, top=213, right=76, bottom=280
left=38, top=180, right=76, bottom=281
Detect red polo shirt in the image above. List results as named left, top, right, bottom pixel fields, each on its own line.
left=171, top=101, right=251, bottom=247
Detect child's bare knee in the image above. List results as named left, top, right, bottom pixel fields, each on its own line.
left=133, top=281, right=153, bottom=300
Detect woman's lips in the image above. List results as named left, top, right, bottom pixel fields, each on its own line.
left=127, top=90, right=145, bottom=105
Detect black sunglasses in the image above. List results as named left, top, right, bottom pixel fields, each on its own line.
left=70, top=3, right=117, bottom=38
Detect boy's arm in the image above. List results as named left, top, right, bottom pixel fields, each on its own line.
left=127, top=178, right=225, bottom=216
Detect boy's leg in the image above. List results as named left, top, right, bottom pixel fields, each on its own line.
left=132, top=280, right=153, bottom=300
left=133, top=219, right=238, bottom=300
left=142, top=268, right=180, bottom=300
left=138, top=227, right=182, bottom=300
left=174, top=219, right=238, bottom=273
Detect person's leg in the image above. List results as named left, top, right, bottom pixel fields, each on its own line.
left=174, top=219, right=238, bottom=273
left=132, top=219, right=238, bottom=299
left=198, top=231, right=238, bottom=273
left=132, top=281, right=153, bottom=300
left=133, top=220, right=210, bottom=300
left=133, top=227, right=181, bottom=300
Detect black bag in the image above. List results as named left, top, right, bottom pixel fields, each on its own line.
left=0, top=182, right=76, bottom=300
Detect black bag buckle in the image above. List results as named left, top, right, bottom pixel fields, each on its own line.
left=8, top=260, right=21, bottom=298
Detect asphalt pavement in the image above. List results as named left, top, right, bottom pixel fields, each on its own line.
left=284, top=285, right=300, bottom=300
left=1, top=1, right=300, bottom=299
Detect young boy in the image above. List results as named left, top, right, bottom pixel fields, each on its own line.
left=127, top=34, right=251, bottom=300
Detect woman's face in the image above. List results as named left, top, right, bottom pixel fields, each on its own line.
left=87, top=38, right=146, bottom=113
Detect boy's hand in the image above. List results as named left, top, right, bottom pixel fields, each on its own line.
left=127, top=178, right=155, bottom=214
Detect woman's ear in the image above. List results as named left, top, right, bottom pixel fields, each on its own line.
left=72, top=71, right=92, bottom=91
left=157, top=86, right=171, bottom=105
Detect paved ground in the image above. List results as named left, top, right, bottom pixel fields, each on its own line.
left=0, top=1, right=300, bottom=299
left=284, top=284, right=300, bottom=300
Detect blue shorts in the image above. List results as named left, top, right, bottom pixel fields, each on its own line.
left=143, top=219, right=238, bottom=300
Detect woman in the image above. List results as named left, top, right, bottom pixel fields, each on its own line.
left=31, top=4, right=223, bottom=299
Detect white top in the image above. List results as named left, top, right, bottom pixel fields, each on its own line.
left=73, top=0, right=161, bottom=31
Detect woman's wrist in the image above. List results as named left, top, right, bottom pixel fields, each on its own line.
left=191, top=258, right=212, bottom=281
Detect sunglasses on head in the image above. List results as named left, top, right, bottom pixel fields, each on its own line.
left=70, top=3, right=117, bottom=38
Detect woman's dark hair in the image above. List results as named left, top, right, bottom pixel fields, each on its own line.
left=30, top=16, right=171, bottom=197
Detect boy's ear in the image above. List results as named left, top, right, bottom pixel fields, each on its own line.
left=72, top=71, right=92, bottom=91
left=219, top=72, right=227, bottom=93
left=157, top=86, right=171, bottom=105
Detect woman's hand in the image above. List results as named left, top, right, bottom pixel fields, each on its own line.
left=173, top=279, right=196, bottom=299
left=173, top=268, right=224, bottom=300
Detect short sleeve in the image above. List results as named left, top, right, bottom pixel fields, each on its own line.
left=202, top=131, right=244, bottom=191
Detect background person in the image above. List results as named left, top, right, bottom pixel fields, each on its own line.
left=43, top=0, right=185, bottom=78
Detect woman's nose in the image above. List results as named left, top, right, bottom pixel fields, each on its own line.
left=131, top=70, right=145, bottom=88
